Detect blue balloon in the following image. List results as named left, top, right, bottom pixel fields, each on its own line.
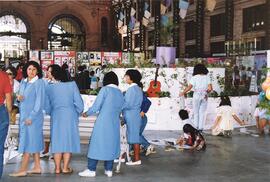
left=259, top=92, right=266, bottom=102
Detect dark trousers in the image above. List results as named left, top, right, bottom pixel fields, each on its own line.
left=0, top=105, right=9, bottom=178
left=88, top=158, right=113, bottom=171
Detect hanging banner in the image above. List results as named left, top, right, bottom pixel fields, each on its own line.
left=160, top=4, right=167, bottom=15
left=118, top=20, right=123, bottom=28
left=144, top=10, right=151, bottom=19
left=142, top=17, right=150, bottom=26
left=101, top=52, right=122, bottom=65
left=130, top=7, right=136, bottom=16
left=206, top=0, right=217, bottom=12
left=179, top=9, right=188, bottom=19
left=156, top=47, right=176, bottom=66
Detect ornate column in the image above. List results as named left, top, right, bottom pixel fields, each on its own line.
left=195, top=0, right=205, bottom=57
left=138, top=0, right=145, bottom=52
left=173, top=0, right=180, bottom=58
left=125, top=0, right=132, bottom=51
left=153, top=0, right=160, bottom=55
left=225, top=0, right=234, bottom=41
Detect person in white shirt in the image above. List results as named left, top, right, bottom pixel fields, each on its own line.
left=180, top=64, right=213, bottom=131
left=211, top=96, right=245, bottom=137
left=254, top=106, right=270, bottom=135
left=5, top=66, right=20, bottom=124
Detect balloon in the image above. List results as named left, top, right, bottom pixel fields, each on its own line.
left=259, top=91, right=266, bottom=101
left=262, top=77, right=270, bottom=91
left=266, top=88, right=270, bottom=100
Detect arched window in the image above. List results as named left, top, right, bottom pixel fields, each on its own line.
left=0, top=14, right=30, bottom=61
left=101, top=17, right=108, bottom=46
left=48, top=15, right=85, bottom=51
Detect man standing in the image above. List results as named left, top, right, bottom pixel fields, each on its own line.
left=0, top=71, right=12, bottom=179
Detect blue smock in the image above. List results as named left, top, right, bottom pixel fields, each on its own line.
left=123, top=84, right=143, bottom=144
left=45, top=81, right=84, bottom=153
left=18, top=77, right=45, bottom=153
left=86, top=85, right=124, bottom=161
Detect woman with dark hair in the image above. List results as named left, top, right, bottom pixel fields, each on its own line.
left=15, top=63, right=25, bottom=81
left=176, top=124, right=206, bottom=151
left=61, top=63, right=71, bottom=80
left=211, top=96, right=245, bottom=137
left=180, top=64, right=212, bottom=131
left=122, top=69, right=143, bottom=166
left=79, top=71, right=124, bottom=178
left=45, top=64, right=84, bottom=174
left=10, top=61, right=45, bottom=177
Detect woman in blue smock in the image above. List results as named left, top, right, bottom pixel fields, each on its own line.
left=45, top=65, right=84, bottom=174
left=123, top=69, right=143, bottom=166
left=10, top=61, right=45, bottom=177
left=79, top=71, right=124, bottom=178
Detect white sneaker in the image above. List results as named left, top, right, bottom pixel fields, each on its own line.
left=126, top=160, right=142, bottom=166
left=78, top=169, right=96, bottom=177
left=104, top=170, right=113, bottom=177
left=40, top=152, right=49, bottom=158
left=145, top=145, right=156, bottom=156
left=114, top=158, right=125, bottom=163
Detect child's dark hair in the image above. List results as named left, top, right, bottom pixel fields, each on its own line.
left=219, top=96, right=231, bottom=106
left=193, top=64, right=209, bottom=76
left=90, top=71, right=95, bottom=76
left=179, top=109, right=189, bottom=120
left=183, top=124, right=205, bottom=144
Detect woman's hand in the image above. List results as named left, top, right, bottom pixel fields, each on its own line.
left=179, top=92, right=185, bottom=97
left=140, top=112, right=145, bottom=118
left=82, top=112, right=88, bottom=118
left=17, top=95, right=24, bottom=102
left=25, top=119, right=32, bottom=126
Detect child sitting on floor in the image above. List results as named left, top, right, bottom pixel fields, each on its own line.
left=254, top=91, right=270, bottom=135
left=176, top=124, right=206, bottom=151
left=179, top=109, right=196, bottom=127
left=254, top=106, right=270, bottom=135
left=211, top=96, right=245, bottom=137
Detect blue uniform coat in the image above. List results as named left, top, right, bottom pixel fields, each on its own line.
left=86, top=85, right=124, bottom=161
left=123, top=84, right=143, bottom=144
left=18, top=77, right=45, bottom=153
left=45, top=81, right=84, bottom=153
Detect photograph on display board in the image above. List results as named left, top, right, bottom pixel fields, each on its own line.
left=54, top=56, right=62, bottom=66
left=68, top=57, right=76, bottom=78
left=122, top=52, right=134, bottom=64
left=234, top=54, right=267, bottom=92
left=40, top=51, right=54, bottom=75
left=134, top=52, right=145, bottom=66
left=54, top=51, right=64, bottom=66
left=89, top=52, right=102, bottom=66
left=41, top=60, right=54, bottom=74
left=101, top=52, right=122, bottom=65
left=41, top=51, right=53, bottom=61
left=77, top=52, right=90, bottom=69
left=29, top=50, right=40, bottom=63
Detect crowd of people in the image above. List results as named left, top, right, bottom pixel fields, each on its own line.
left=0, top=61, right=263, bottom=179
